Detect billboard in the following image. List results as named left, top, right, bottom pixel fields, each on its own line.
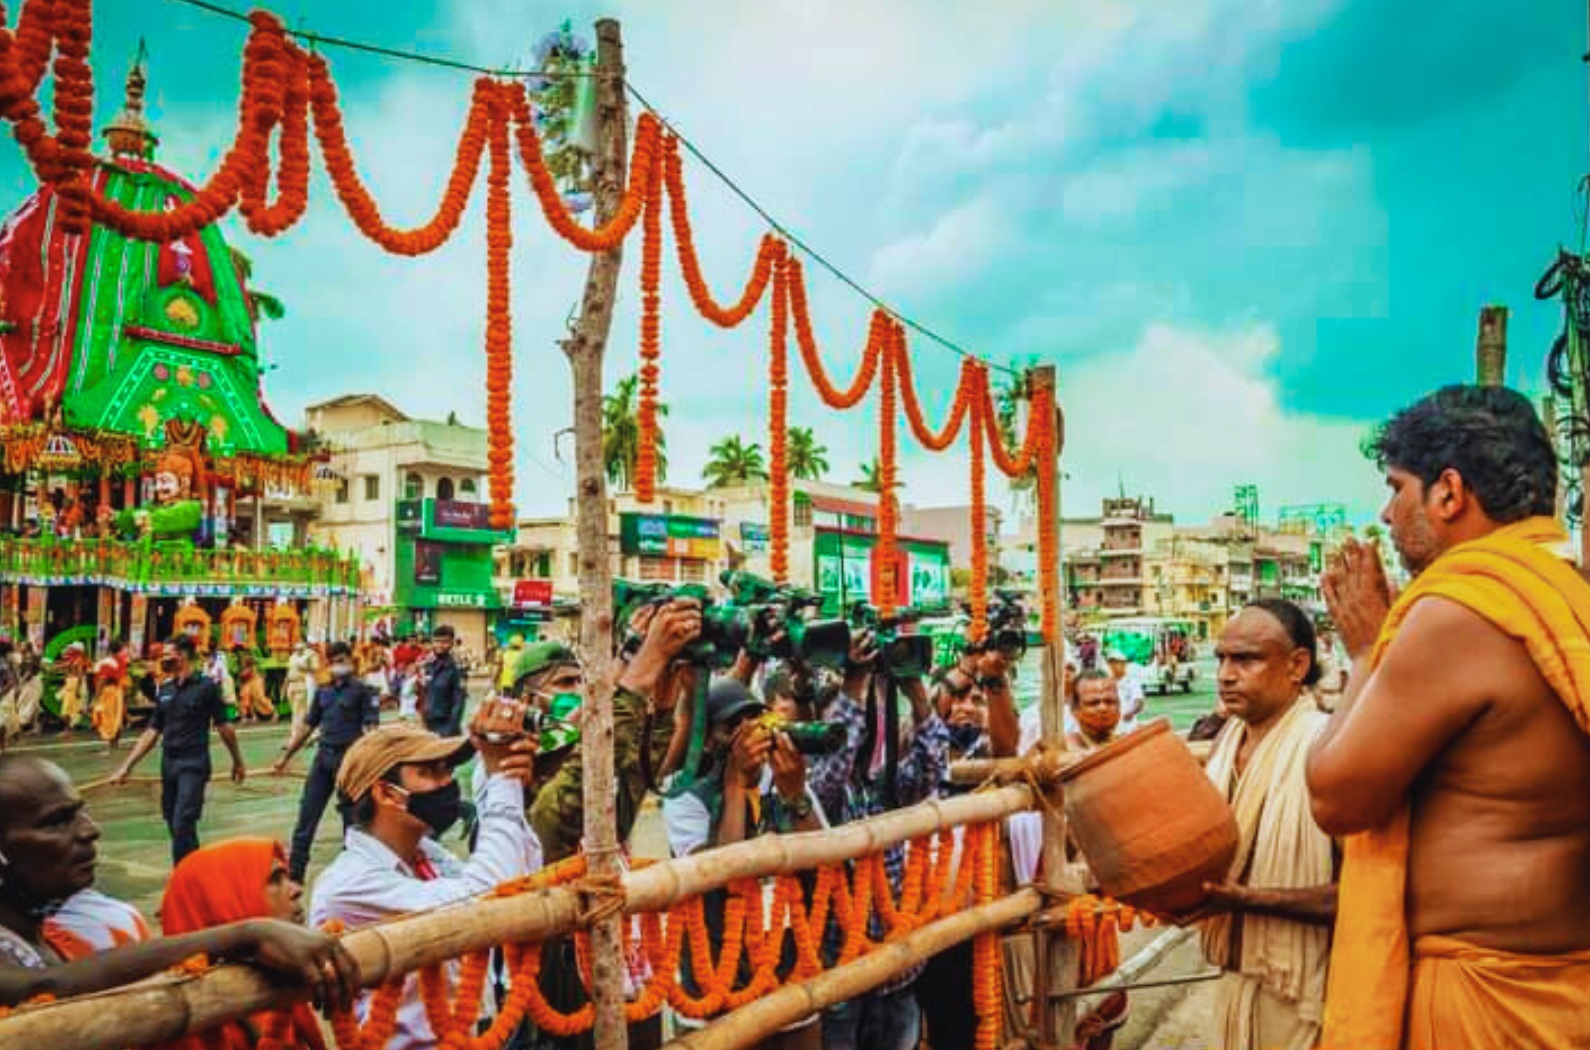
left=620, top=513, right=722, bottom=559
left=433, top=499, right=492, bottom=532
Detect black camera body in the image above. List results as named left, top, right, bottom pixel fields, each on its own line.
left=963, top=589, right=1030, bottom=661
left=613, top=573, right=851, bottom=671
left=848, top=601, right=934, bottom=679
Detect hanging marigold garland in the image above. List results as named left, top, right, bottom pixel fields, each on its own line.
left=663, top=133, right=778, bottom=326
left=483, top=81, right=515, bottom=530
left=45, top=0, right=92, bottom=236
left=506, top=83, right=660, bottom=253
left=632, top=124, right=665, bottom=504
left=968, top=365, right=990, bottom=643
left=768, top=244, right=791, bottom=582
left=874, top=317, right=900, bottom=616
left=787, top=255, right=884, bottom=410
left=895, top=334, right=975, bottom=452
left=971, top=822, right=1003, bottom=1050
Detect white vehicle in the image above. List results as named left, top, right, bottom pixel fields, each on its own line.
left=1099, top=617, right=1198, bottom=695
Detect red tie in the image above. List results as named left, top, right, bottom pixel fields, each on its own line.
left=411, top=853, right=439, bottom=881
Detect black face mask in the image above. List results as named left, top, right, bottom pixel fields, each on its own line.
left=947, top=722, right=985, bottom=755
left=401, top=781, right=462, bottom=839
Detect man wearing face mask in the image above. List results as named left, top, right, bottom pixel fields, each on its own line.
left=273, top=640, right=382, bottom=884
left=110, top=635, right=246, bottom=864
left=309, top=703, right=540, bottom=1050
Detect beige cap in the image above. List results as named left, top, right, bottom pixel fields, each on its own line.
left=336, top=723, right=474, bottom=803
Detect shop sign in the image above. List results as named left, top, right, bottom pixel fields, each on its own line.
left=739, top=522, right=769, bottom=554
left=512, top=579, right=553, bottom=609
left=433, top=499, right=492, bottom=532
left=621, top=513, right=721, bottom=559
left=435, top=592, right=489, bottom=608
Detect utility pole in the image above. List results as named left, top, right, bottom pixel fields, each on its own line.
left=1474, top=305, right=1508, bottom=387
left=559, top=18, right=628, bottom=1050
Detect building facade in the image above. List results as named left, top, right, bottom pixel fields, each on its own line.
left=305, top=395, right=501, bottom=650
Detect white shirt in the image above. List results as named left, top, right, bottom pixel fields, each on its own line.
left=1114, top=673, right=1146, bottom=725
left=309, top=775, right=542, bottom=1050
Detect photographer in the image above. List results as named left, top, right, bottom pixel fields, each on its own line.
left=814, top=627, right=950, bottom=1050
left=663, top=677, right=825, bottom=1050
left=526, top=598, right=701, bottom=864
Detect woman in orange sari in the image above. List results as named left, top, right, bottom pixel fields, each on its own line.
left=90, top=641, right=131, bottom=750
left=160, top=838, right=328, bottom=1050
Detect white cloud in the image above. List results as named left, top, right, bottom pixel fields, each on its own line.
left=868, top=196, right=1012, bottom=299
left=1057, top=321, right=1387, bottom=524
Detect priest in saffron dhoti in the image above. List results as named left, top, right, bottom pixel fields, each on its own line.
left=1197, top=599, right=1338, bottom=1050
left=1308, top=385, right=1590, bottom=1050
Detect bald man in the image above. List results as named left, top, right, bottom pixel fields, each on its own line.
left=0, top=755, right=357, bottom=1010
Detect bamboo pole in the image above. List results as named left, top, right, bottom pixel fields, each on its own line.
left=0, top=890, right=585, bottom=1050
left=0, top=787, right=1036, bottom=1050
left=1029, top=363, right=1079, bottom=1048
left=947, top=748, right=1079, bottom=786
left=561, top=18, right=630, bottom=1050
left=624, top=785, right=1033, bottom=914
left=661, top=889, right=1044, bottom=1050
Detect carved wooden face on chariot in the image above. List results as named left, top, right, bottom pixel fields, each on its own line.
left=153, top=449, right=195, bottom=504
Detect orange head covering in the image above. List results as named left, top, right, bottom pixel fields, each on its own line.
left=160, top=839, right=327, bottom=1050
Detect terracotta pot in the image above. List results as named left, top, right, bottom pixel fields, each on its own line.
left=1061, top=718, right=1238, bottom=917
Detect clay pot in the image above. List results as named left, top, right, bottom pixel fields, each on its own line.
left=1061, top=718, right=1238, bottom=917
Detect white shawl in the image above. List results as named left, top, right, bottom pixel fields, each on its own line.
left=1201, top=697, right=1333, bottom=1022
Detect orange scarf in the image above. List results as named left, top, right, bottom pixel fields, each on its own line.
left=1321, top=516, right=1590, bottom=1050
left=159, top=839, right=328, bottom=1050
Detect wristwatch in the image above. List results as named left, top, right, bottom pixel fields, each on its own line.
left=781, top=791, right=814, bottom=820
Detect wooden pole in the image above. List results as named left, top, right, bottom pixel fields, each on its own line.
left=1475, top=304, right=1508, bottom=387
left=560, top=18, right=629, bottom=1050
left=661, top=890, right=1044, bottom=1050
left=0, top=787, right=1037, bottom=1050
left=1028, top=363, right=1078, bottom=1046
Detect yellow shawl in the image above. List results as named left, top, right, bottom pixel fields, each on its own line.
left=1320, top=516, right=1590, bottom=1050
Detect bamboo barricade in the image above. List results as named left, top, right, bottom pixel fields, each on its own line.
left=0, top=784, right=1040, bottom=1050
left=663, top=889, right=1045, bottom=1050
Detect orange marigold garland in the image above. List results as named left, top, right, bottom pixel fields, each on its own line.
left=309, top=59, right=491, bottom=255
left=768, top=243, right=791, bottom=582
left=971, top=823, right=1002, bottom=1050
left=633, top=126, right=665, bottom=504
left=483, top=80, right=515, bottom=530
left=239, top=41, right=311, bottom=237
left=967, top=364, right=992, bottom=643
left=788, top=255, right=883, bottom=409
left=896, top=334, right=975, bottom=452
left=874, top=318, right=900, bottom=616
left=663, top=133, right=777, bottom=326
left=508, top=84, right=659, bottom=253
left=45, top=0, right=92, bottom=236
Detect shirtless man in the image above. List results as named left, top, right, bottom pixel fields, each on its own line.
left=1306, top=385, right=1590, bottom=1050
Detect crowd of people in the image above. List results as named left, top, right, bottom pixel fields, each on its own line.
left=0, top=384, right=1586, bottom=1050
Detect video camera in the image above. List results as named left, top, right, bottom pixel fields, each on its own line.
left=962, top=589, right=1029, bottom=661
left=614, top=572, right=851, bottom=671
left=848, top=602, right=935, bottom=679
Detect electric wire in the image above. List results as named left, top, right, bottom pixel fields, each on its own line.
left=155, top=0, right=1018, bottom=377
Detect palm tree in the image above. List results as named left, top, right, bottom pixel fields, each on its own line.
left=702, top=436, right=768, bottom=488
left=852, top=457, right=904, bottom=495
left=787, top=426, right=829, bottom=481
left=602, top=373, right=667, bottom=491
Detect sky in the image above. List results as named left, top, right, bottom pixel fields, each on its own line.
left=4, top=0, right=1586, bottom=530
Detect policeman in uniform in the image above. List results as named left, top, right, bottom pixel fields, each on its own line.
left=111, top=635, right=246, bottom=864
left=274, top=640, right=380, bottom=883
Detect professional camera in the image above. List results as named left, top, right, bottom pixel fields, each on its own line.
left=720, top=571, right=851, bottom=670
left=756, top=710, right=847, bottom=756
left=613, top=573, right=851, bottom=671
left=848, top=601, right=935, bottom=679
left=962, top=589, right=1030, bottom=661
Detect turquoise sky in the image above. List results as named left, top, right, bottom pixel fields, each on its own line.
left=2, top=0, right=1584, bottom=527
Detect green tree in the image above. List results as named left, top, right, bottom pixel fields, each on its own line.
left=602, top=373, right=667, bottom=492
left=995, top=359, right=1040, bottom=515
left=787, top=426, right=830, bottom=481
left=702, top=436, right=768, bottom=488
left=853, top=457, right=904, bottom=495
